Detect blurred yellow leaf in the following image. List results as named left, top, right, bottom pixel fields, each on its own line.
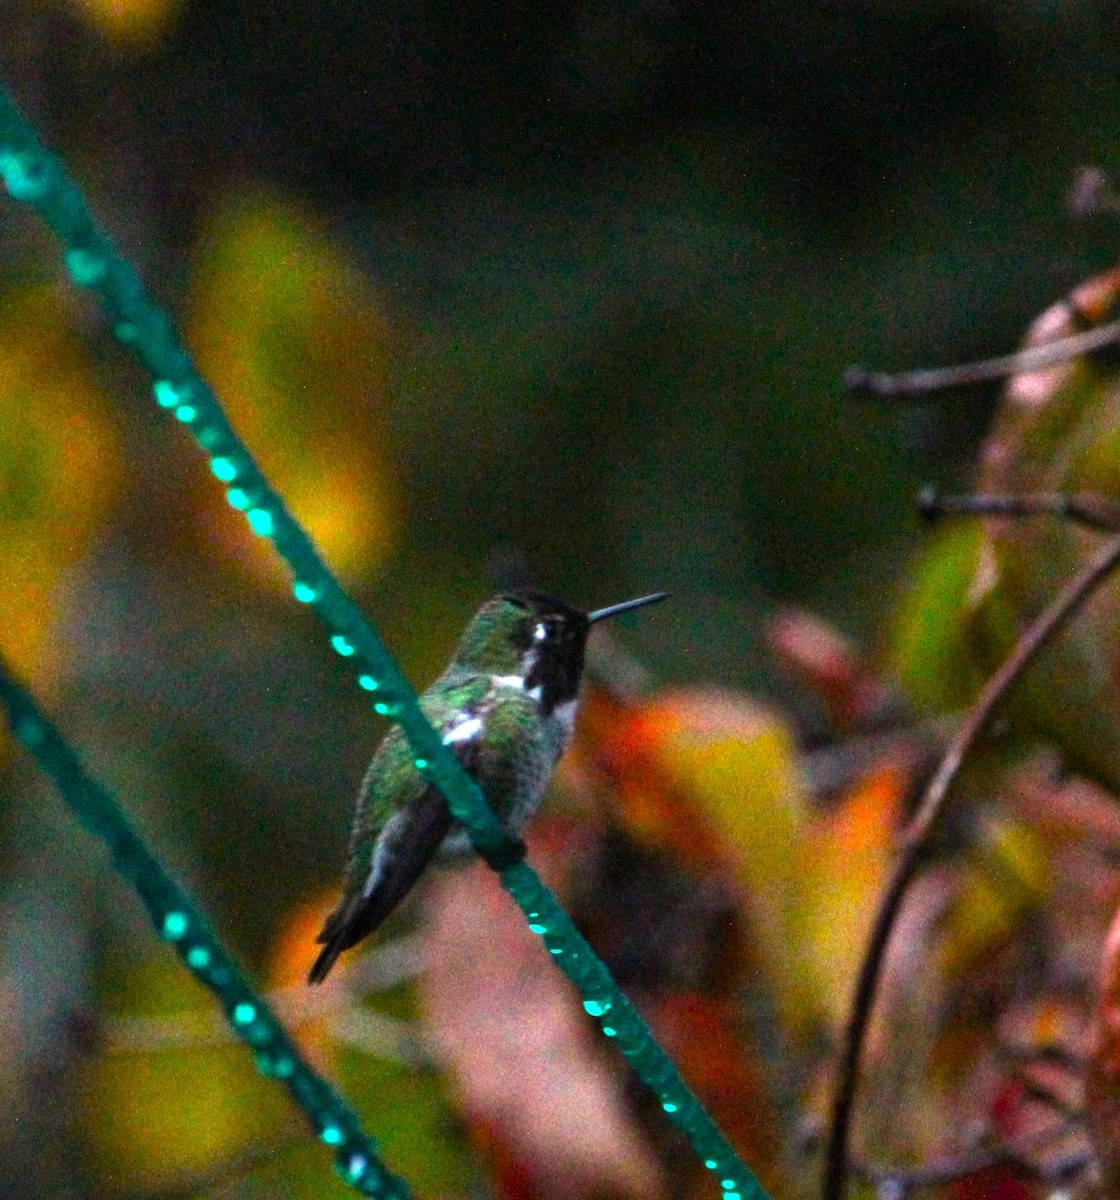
left=795, top=763, right=904, bottom=1026
left=935, top=812, right=1049, bottom=982
left=187, top=194, right=399, bottom=592
left=631, top=690, right=821, bottom=1037
left=0, top=282, right=120, bottom=691
left=83, top=958, right=285, bottom=1192
left=887, top=520, right=992, bottom=715
left=339, top=1044, right=487, bottom=1200
left=67, top=0, right=185, bottom=49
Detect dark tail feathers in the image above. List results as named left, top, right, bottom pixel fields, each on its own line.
left=307, top=788, right=454, bottom=984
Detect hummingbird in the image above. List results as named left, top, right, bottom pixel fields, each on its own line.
left=308, top=588, right=667, bottom=983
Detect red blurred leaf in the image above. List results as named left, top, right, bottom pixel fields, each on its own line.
left=641, top=991, right=782, bottom=1198
left=767, top=608, right=886, bottom=731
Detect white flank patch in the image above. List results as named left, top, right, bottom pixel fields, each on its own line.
left=443, top=715, right=483, bottom=745
left=553, top=698, right=577, bottom=735
left=491, top=674, right=525, bottom=691
left=363, top=810, right=406, bottom=897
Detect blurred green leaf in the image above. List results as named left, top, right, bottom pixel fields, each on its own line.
left=974, top=267, right=1120, bottom=793
left=886, top=521, right=991, bottom=715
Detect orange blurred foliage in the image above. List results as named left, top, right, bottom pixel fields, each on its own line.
left=266, top=887, right=342, bottom=1074
left=0, top=282, right=121, bottom=694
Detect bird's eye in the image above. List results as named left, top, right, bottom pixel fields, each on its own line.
left=533, top=621, right=548, bottom=643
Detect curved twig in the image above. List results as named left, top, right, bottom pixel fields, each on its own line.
left=844, top=316, right=1120, bottom=398
left=918, top=488, right=1120, bottom=533
left=822, top=530, right=1120, bottom=1200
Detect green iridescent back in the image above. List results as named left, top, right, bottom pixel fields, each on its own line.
left=450, top=597, right=533, bottom=673
left=339, top=669, right=557, bottom=898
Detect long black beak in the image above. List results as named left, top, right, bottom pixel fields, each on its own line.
left=586, top=591, right=669, bottom=624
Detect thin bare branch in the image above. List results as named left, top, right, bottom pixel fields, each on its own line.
left=822, top=530, right=1120, bottom=1200
left=994, top=1037, right=1084, bottom=1125
left=918, top=488, right=1120, bottom=533
left=996, top=1038, right=1087, bottom=1076
left=844, top=316, right=1120, bottom=398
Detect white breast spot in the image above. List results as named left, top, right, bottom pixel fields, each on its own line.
left=443, top=716, right=483, bottom=745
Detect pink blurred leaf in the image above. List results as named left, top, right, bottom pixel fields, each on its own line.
left=419, top=829, right=666, bottom=1200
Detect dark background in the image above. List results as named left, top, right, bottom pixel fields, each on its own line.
left=14, top=1, right=1120, bottom=659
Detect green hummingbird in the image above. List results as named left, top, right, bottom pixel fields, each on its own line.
left=308, top=588, right=667, bottom=983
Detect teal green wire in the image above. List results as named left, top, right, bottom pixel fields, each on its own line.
left=0, top=81, right=772, bottom=1200
left=0, top=657, right=412, bottom=1200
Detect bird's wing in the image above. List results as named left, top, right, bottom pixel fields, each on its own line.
left=308, top=685, right=491, bottom=985
left=308, top=790, right=456, bottom=984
